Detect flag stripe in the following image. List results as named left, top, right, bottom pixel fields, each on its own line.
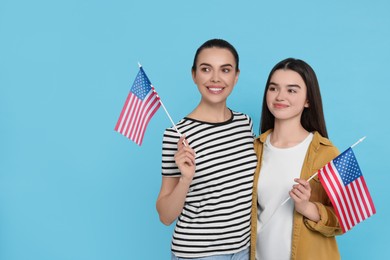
left=127, top=96, right=147, bottom=139
left=352, top=180, right=368, bottom=220
left=349, top=182, right=364, bottom=222
left=122, top=95, right=138, bottom=134
left=326, top=163, right=352, bottom=231
left=114, top=93, right=132, bottom=132
left=125, top=97, right=142, bottom=139
left=331, top=161, right=356, bottom=230
left=130, top=91, right=157, bottom=142
left=319, top=165, right=349, bottom=232
left=134, top=98, right=161, bottom=145
left=358, top=177, right=376, bottom=216
left=123, top=95, right=139, bottom=135
left=344, top=182, right=359, bottom=225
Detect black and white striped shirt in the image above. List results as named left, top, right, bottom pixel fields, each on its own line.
left=161, top=110, right=257, bottom=258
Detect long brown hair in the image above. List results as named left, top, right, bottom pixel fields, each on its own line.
left=260, top=58, right=328, bottom=138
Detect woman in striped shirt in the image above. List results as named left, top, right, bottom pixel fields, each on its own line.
left=156, top=39, right=257, bottom=259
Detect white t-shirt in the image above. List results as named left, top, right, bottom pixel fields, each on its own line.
left=256, top=133, right=313, bottom=260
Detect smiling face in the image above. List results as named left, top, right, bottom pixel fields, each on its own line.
left=266, top=69, right=309, bottom=123
left=192, top=47, right=239, bottom=106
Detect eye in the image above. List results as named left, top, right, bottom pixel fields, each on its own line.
left=200, top=67, right=211, bottom=72
left=268, top=86, right=277, bottom=92
left=288, top=88, right=297, bottom=93
left=222, top=68, right=231, bottom=73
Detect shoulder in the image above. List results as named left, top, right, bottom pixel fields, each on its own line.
left=230, top=110, right=254, bottom=126
left=312, top=132, right=338, bottom=150
left=253, top=129, right=272, bottom=154
left=231, top=110, right=250, bottom=119
left=311, top=131, right=340, bottom=162
left=255, top=129, right=272, bottom=144
left=162, top=118, right=188, bottom=141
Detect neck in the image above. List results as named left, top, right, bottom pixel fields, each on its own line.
left=271, top=120, right=309, bottom=148
left=188, top=102, right=230, bottom=123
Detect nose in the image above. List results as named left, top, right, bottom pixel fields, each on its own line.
left=275, top=89, right=286, bottom=100
left=210, top=71, right=220, bottom=83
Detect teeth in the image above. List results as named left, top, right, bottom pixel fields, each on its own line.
left=209, top=88, right=222, bottom=91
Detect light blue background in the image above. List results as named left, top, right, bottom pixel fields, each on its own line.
left=1, top=0, right=389, bottom=259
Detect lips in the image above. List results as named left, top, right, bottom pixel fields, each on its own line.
left=273, top=103, right=289, bottom=109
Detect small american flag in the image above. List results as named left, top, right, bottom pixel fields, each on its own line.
left=114, top=67, right=161, bottom=145
left=318, top=148, right=376, bottom=233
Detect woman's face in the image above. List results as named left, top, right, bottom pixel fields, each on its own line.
left=192, top=47, right=239, bottom=106
left=266, top=69, right=309, bottom=123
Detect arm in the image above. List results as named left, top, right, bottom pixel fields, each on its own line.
left=156, top=136, right=196, bottom=225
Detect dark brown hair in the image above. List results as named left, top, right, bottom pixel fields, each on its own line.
left=192, top=39, right=239, bottom=73
left=260, top=58, right=328, bottom=138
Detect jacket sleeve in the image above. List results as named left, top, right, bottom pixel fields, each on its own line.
left=304, top=203, right=343, bottom=237
left=303, top=142, right=343, bottom=237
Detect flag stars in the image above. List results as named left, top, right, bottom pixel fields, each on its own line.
left=334, top=149, right=362, bottom=185
left=131, top=68, right=152, bottom=100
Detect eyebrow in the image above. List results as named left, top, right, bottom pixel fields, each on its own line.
left=199, top=63, right=234, bottom=68
left=269, top=82, right=301, bottom=88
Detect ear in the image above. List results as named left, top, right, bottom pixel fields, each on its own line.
left=234, top=69, right=240, bottom=85
left=191, top=69, right=196, bottom=84
left=191, top=69, right=196, bottom=83
left=304, top=100, right=309, bottom=108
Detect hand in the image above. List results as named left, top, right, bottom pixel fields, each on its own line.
left=290, top=178, right=312, bottom=215
left=174, top=135, right=196, bottom=184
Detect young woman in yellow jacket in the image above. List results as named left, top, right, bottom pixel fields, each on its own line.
left=250, top=58, right=343, bottom=260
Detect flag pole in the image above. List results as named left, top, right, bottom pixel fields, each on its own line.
left=280, top=136, right=367, bottom=207
left=151, top=86, right=188, bottom=147
left=151, top=85, right=183, bottom=136
left=351, top=136, right=366, bottom=148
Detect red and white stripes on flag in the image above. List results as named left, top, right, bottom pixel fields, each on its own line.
left=318, top=148, right=376, bottom=233
left=114, top=67, right=161, bottom=145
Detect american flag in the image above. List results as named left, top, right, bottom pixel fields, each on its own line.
left=114, top=67, right=161, bottom=145
left=318, top=148, right=376, bottom=233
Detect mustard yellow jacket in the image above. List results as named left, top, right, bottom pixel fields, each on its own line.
left=250, top=130, right=343, bottom=260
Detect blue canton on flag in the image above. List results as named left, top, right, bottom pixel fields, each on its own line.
left=333, top=149, right=362, bottom=186
left=131, top=68, right=152, bottom=100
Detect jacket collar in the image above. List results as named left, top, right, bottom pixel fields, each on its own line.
left=255, top=129, right=332, bottom=148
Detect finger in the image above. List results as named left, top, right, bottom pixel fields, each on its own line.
left=176, top=154, right=193, bottom=166
left=289, top=190, right=300, bottom=202
left=177, top=135, right=187, bottom=149
left=295, top=184, right=307, bottom=193
left=176, top=150, right=196, bottom=165
left=292, top=187, right=304, bottom=197
left=183, top=151, right=196, bottom=165
left=294, top=178, right=309, bottom=186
